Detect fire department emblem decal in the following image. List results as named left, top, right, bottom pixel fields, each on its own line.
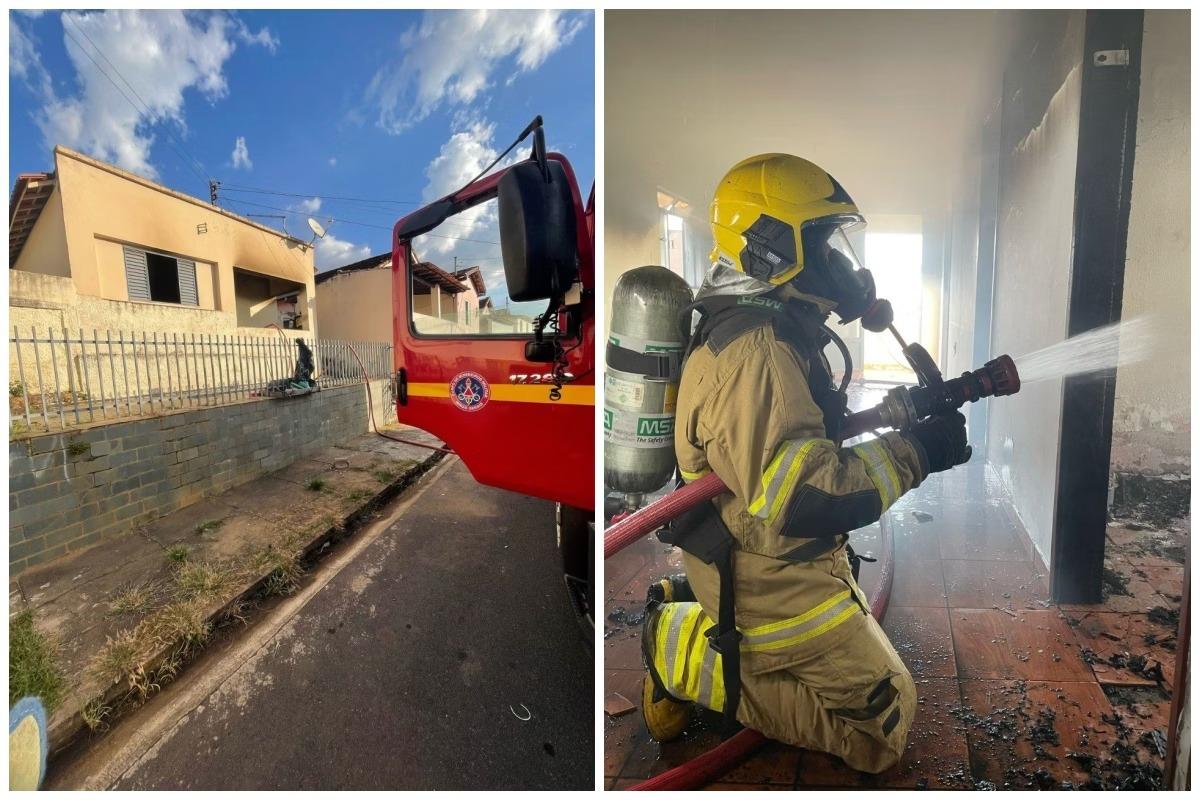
left=450, top=371, right=489, bottom=412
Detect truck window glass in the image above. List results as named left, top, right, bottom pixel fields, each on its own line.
left=409, top=196, right=548, bottom=336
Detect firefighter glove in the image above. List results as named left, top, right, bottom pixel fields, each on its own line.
left=906, top=412, right=971, bottom=476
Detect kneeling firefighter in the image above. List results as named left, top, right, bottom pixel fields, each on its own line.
left=640, top=154, right=971, bottom=773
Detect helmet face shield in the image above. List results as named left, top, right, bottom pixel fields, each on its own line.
left=796, top=217, right=878, bottom=324
left=826, top=223, right=865, bottom=273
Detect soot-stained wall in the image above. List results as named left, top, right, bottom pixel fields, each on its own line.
left=986, top=11, right=1086, bottom=566
left=1110, top=11, right=1190, bottom=506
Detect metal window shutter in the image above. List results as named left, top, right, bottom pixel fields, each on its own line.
left=176, top=259, right=198, bottom=306
left=123, top=247, right=150, bottom=301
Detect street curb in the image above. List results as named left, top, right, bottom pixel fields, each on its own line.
left=46, top=445, right=447, bottom=758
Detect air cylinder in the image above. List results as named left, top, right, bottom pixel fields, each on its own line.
left=603, top=266, right=694, bottom=505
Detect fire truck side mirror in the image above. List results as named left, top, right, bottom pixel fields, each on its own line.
left=498, top=160, right=578, bottom=302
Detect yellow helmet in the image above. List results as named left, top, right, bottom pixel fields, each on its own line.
left=710, top=153, right=863, bottom=286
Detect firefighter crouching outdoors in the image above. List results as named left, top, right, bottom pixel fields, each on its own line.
left=640, top=154, right=971, bottom=773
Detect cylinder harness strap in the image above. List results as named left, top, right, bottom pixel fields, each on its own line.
left=605, top=338, right=680, bottom=380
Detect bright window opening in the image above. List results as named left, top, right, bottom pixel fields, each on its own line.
left=863, top=232, right=923, bottom=383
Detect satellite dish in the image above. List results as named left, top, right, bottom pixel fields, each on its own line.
left=307, top=218, right=327, bottom=244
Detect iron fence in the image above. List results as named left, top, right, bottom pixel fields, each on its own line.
left=9, top=327, right=392, bottom=435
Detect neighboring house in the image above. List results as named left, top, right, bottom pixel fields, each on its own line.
left=9, top=145, right=317, bottom=337
left=315, top=253, right=502, bottom=340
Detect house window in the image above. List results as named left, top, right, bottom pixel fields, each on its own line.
left=123, top=246, right=198, bottom=306
left=657, top=189, right=705, bottom=288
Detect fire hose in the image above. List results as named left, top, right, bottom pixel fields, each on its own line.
left=345, top=342, right=454, bottom=455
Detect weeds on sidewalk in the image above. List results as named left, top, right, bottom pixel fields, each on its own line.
left=91, top=630, right=141, bottom=691
left=108, top=584, right=156, bottom=616
left=306, top=478, right=326, bottom=492
left=81, top=699, right=111, bottom=732
left=9, top=610, right=66, bottom=711
left=247, top=544, right=305, bottom=597
left=175, top=562, right=234, bottom=602
left=91, top=599, right=213, bottom=701
left=166, top=545, right=190, bottom=564
left=195, top=519, right=225, bottom=536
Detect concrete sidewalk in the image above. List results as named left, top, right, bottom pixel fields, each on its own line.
left=9, top=425, right=444, bottom=756
left=49, top=459, right=593, bottom=790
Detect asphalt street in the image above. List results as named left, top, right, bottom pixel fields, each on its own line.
left=71, top=458, right=593, bottom=790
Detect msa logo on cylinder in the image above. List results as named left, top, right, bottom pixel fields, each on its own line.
left=603, top=409, right=674, bottom=449
left=636, top=417, right=673, bottom=437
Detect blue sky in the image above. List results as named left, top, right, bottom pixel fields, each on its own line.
left=9, top=10, right=595, bottom=290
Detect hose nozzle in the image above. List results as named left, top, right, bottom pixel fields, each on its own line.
left=981, top=354, right=1021, bottom=397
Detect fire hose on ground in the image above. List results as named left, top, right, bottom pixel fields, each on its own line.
left=603, top=473, right=894, bottom=791
left=345, top=342, right=454, bottom=455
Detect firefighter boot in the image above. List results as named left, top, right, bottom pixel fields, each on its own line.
left=642, top=601, right=727, bottom=740
left=640, top=601, right=691, bottom=741
left=646, top=574, right=696, bottom=605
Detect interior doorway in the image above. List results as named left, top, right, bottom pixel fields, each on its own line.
left=863, top=231, right=923, bottom=382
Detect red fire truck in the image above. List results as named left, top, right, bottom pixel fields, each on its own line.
left=389, top=118, right=594, bottom=637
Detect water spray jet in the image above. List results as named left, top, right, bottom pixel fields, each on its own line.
left=1012, top=317, right=1157, bottom=385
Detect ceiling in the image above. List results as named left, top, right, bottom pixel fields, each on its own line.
left=605, top=10, right=1012, bottom=232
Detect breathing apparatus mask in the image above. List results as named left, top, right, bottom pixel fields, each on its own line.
left=794, top=218, right=893, bottom=333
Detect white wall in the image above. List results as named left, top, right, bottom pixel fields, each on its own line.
left=1111, top=10, right=1191, bottom=477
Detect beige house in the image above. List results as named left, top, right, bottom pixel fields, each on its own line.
left=315, top=253, right=503, bottom=340
left=9, top=145, right=317, bottom=337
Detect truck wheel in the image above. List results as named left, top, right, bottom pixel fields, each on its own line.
left=557, top=503, right=594, bottom=651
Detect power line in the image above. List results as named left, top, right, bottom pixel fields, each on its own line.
left=226, top=197, right=503, bottom=248
left=61, top=14, right=212, bottom=185
left=221, top=187, right=500, bottom=238
left=219, top=184, right=420, bottom=206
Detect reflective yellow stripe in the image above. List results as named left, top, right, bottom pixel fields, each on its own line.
left=406, top=382, right=593, bottom=406
left=679, top=466, right=710, bottom=482
left=745, top=603, right=861, bottom=651
left=742, top=590, right=851, bottom=637
left=655, top=602, right=709, bottom=702
left=684, top=616, right=710, bottom=701
left=709, top=645, right=725, bottom=710
left=747, top=441, right=799, bottom=517
left=741, top=589, right=861, bottom=651
left=747, top=438, right=825, bottom=523
left=852, top=439, right=902, bottom=509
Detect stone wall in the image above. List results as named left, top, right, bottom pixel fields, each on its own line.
left=10, top=379, right=394, bottom=574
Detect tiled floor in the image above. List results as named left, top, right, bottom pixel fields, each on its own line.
left=603, top=386, right=1180, bottom=790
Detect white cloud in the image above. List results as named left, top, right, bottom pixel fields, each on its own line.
left=315, top=233, right=373, bottom=270
left=230, top=135, right=252, bottom=169
left=365, top=10, right=586, bottom=134
left=417, top=119, right=512, bottom=260
left=10, top=17, right=52, bottom=97
left=29, top=10, right=276, bottom=179
left=328, top=157, right=337, bottom=167
left=296, top=196, right=321, bottom=214
left=232, top=16, right=278, bottom=53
